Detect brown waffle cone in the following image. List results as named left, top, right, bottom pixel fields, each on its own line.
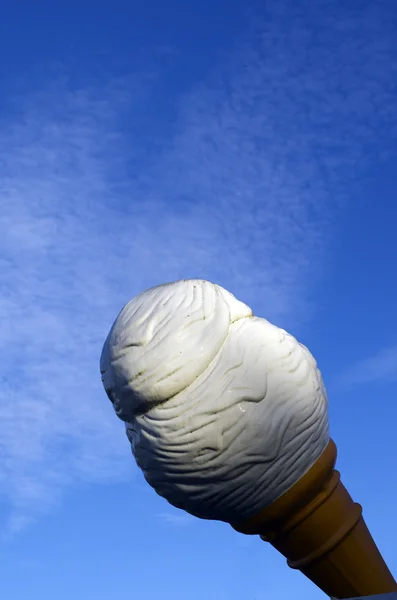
left=232, top=440, right=397, bottom=599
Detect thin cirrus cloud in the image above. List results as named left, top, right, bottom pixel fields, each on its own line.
left=1, top=4, right=397, bottom=534
left=156, top=512, right=196, bottom=527
left=334, top=346, right=397, bottom=392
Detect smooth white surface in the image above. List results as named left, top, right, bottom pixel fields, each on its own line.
left=100, top=280, right=329, bottom=523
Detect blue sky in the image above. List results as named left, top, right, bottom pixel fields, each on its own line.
left=0, top=1, right=396, bottom=598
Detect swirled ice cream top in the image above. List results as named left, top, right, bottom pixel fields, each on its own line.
left=100, top=279, right=329, bottom=523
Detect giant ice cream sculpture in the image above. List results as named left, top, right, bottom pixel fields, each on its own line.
left=100, top=279, right=396, bottom=599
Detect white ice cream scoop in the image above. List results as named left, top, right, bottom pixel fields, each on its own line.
left=100, top=279, right=329, bottom=523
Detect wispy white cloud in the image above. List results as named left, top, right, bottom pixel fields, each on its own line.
left=334, top=346, right=397, bottom=391
left=156, top=512, right=195, bottom=527
left=1, top=3, right=396, bottom=533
